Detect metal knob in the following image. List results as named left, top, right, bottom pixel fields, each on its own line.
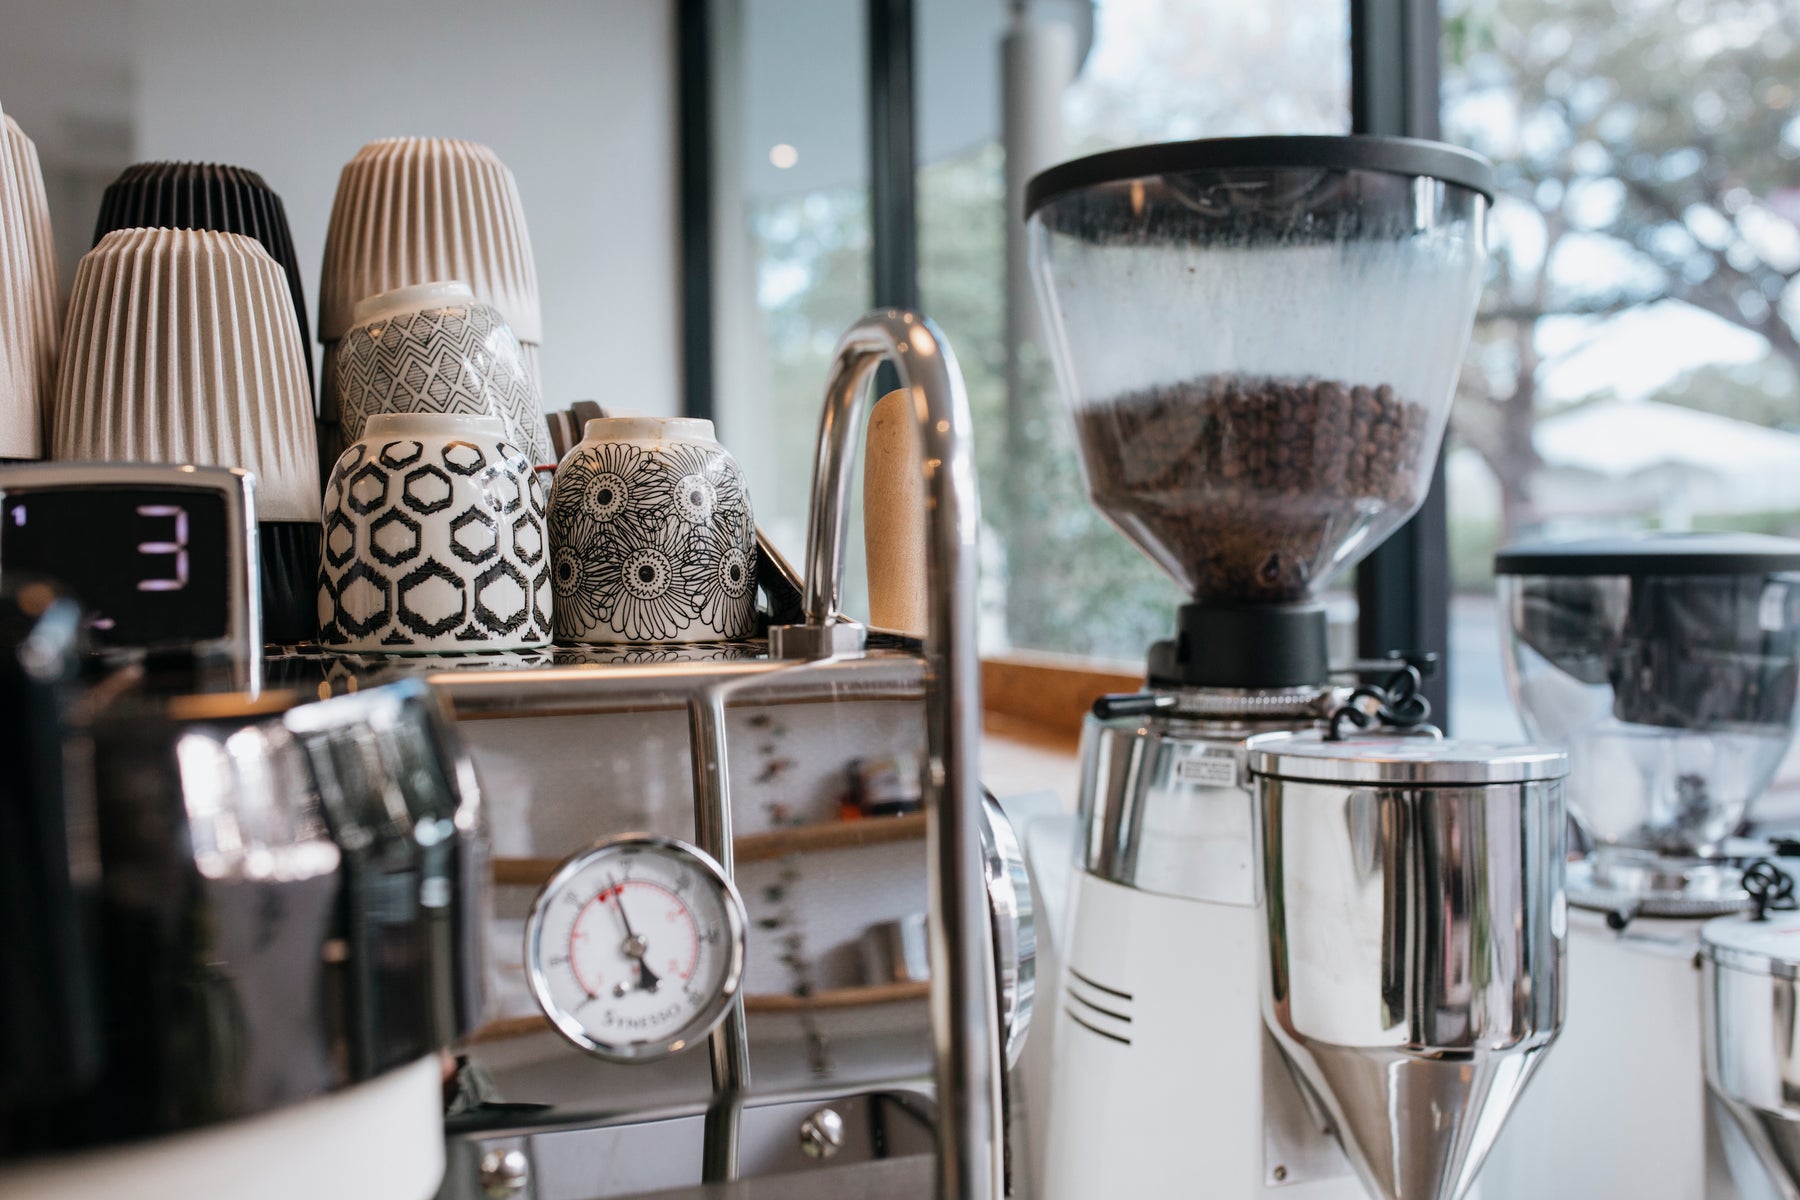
left=479, top=1148, right=530, bottom=1198
left=798, top=1107, right=846, bottom=1160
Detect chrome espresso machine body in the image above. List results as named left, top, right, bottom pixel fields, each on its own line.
left=1480, top=533, right=1800, bottom=1200
left=1021, top=135, right=1569, bottom=1200
left=0, top=586, right=488, bottom=1200
left=261, top=311, right=1029, bottom=1200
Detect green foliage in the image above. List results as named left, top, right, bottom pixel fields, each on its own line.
left=1447, top=0, right=1800, bottom=536
left=1691, top=510, right=1800, bottom=538
left=1652, top=359, right=1800, bottom=430
left=918, top=145, right=1183, bottom=658
left=1451, top=514, right=1507, bottom=592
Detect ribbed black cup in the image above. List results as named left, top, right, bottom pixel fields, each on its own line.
left=260, top=521, right=322, bottom=645
left=94, top=162, right=313, bottom=391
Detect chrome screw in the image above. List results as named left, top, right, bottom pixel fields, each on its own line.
left=798, top=1106, right=846, bottom=1160
left=479, top=1148, right=530, bottom=1198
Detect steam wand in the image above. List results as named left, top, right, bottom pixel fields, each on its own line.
left=768, top=310, right=1002, bottom=1200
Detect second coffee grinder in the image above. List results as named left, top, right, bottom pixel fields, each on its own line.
left=1023, top=136, right=1567, bottom=1200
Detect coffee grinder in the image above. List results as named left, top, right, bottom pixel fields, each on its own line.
left=1022, top=136, right=1564, bottom=1200
left=1480, top=533, right=1800, bottom=1200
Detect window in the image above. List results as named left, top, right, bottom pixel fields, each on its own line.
left=708, top=0, right=874, bottom=617
left=915, top=0, right=1351, bottom=660
left=705, top=0, right=1353, bottom=656
left=1441, top=0, right=1800, bottom=800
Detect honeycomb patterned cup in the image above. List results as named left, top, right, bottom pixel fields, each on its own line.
left=318, top=412, right=551, bottom=651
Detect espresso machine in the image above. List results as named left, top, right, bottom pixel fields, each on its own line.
left=250, top=311, right=1027, bottom=1200
left=1022, top=135, right=1568, bottom=1200
left=1480, top=533, right=1800, bottom=1200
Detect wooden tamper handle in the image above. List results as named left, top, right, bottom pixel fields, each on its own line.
left=863, top=388, right=928, bottom=636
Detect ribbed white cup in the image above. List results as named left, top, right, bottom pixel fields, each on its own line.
left=52, top=228, right=321, bottom=520
left=318, top=138, right=542, bottom=343
left=0, top=104, right=57, bottom=458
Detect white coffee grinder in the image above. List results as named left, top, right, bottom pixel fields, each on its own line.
left=1480, top=533, right=1800, bottom=1200
left=1021, top=135, right=1566, bottom=1200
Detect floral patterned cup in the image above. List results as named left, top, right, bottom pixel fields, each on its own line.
left=547, top=417, right=758, bottom=643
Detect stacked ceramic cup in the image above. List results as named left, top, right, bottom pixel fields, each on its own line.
left=93, top=161, right=314, bottom=390
left=319, top=138, right=550, bottom=470
left=548, top=417, right=759, bottom=644
left=0, top=100, right=59, bottom=460
left=52, top=228, right=322, bottom=642
left=335, top=281, right=550, bottom=465
left=318, top=412, right=551, bottom=652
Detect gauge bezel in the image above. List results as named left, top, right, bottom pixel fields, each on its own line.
left=524, top=833, right=748, bottom=1062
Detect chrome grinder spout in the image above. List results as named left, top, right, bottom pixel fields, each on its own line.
left=1250, top=737, right=1569, bottom=1200
left=1702, top=909, right=1800, bottom=1200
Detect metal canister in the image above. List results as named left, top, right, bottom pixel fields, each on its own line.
left=1248, top=736, right=1569, bottom=1200
left=1701, top=911, right=1800, bottom=1199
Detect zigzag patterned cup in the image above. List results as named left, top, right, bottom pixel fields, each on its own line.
left=336, top=281, right=553, bottom=466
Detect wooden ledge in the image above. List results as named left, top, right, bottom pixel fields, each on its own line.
left=463, top=981, right=931, bottom=1044
left=982, top=651, right=1142, bottom=747
left=492, top=813, right=928, bottom=886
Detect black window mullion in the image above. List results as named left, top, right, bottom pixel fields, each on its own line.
left=1350, top=0, right=1453, bottom=727
left=677, top=0, right=715, bottom=423
left=867, top=0, right=919, bottom=316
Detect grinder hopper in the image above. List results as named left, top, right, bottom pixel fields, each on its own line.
left=1026, top=136, right=1491, bottom=688
left=1026, top=137, right=1555, bottom=1200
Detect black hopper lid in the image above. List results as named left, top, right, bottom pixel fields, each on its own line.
left=1495, top=532, right=1800, bottom=577
left=1025, top=133, right=1497, bottom=218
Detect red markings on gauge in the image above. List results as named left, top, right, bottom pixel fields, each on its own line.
left=565, top=878, right=700, bottom=995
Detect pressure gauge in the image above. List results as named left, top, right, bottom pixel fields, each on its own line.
left=525, top=834, right=747, bottom=1061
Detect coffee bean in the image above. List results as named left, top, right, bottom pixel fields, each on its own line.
left=1076, top=375, right=1427, bottom=602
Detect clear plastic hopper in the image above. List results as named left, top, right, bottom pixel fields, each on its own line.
left=1497, top=532, right=1800, bottom=902
left=1027, top=137, right=1490, bottom=624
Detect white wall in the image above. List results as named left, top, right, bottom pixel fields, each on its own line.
left=120, top=0, right=681, bottom=416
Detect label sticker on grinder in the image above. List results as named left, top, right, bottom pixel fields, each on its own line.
left=1176, top=754, right=1238, bottom=789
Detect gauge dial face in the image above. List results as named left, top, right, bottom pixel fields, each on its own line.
left=526, top=835, right=747, bottom=1061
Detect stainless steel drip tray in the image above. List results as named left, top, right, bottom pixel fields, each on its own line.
left=447, top=1081, right=935, bottom=1200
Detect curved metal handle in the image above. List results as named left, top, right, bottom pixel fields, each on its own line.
left=770, top=310, right=1003, bottom=1200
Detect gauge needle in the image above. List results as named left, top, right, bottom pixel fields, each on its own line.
left=607, top=875, right=661, bottom=993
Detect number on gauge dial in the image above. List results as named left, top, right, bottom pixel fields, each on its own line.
left=527, top=836, right=746, bottom=1061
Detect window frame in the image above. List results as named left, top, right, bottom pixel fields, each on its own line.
left=678, top=0, right=1455, bottom=725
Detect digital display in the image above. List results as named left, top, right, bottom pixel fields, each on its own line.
left=1, top=486, right=232, bottom=647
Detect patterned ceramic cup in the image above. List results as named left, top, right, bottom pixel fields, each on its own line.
left=335, top=281, right=554, bottom=467
left=319, top=412, right=552, bottom=652
left=548, top=417, right=758, bottom=644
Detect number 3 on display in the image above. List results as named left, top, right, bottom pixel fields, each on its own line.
left=136, top=505, right=189, bottom=592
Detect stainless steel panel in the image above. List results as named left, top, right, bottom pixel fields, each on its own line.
left=1257, top=771, right=1567, bottom=1200
left=1704, top=916, right=1800, bottom=1199
left=1078, top=711, right=1312, bottom=905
